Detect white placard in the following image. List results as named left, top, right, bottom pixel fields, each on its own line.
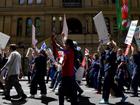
left=125, top=20, right=138, bottom=45
left=93, top=11, right=110, bottom=44
left=0, top=32, right=10, bottom=49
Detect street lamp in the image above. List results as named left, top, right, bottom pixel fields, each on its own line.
left=52, top=16, right=56, bottom=33
left=53, top=16, right=56, bottom=21
left=59, top=16, right=62, bottom=34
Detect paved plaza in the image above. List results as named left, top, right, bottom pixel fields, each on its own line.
left=0, top=79, right=140, bottom=105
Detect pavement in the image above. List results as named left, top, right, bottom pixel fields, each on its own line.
left=0, top=77, right=140, bottom=105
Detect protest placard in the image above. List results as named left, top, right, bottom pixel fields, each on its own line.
left=125, top=20, right=138, bottom=45
left=93, top=11, right=110, bottom=44
left=0, top=32, right=10, bottom=49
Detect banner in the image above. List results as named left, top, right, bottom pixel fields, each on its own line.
left=40, top=42, right=47, bottom=50
left=0, top=32, right=10, bottom=49
left=115, top=0, right=131, bottom=30
left=62, top=14, right=68, bottom=41
left=32, top=24, right=37, bottom=47
left=93, top=11, right=110, bottom=44
left=125, top=20, right=138, bottom=45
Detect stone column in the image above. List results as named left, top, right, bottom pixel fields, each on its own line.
left=44, top=0, right=52, bottom=7
left=109, top=17, right=114, bottom=35
left=22, top=17, right=26, bottom=37
left=0, top=16, right=4, bottom=32
left=11, top=16, right=17, bottom=37
left=4, top=16, right=11, bottom=35
left=6, top=0, right=13, bottom=7
left=44, top=15, right=52, bottom=36
left=0, top=0, right=6, bottom=7
left=41, top=16, right=45, bottom=36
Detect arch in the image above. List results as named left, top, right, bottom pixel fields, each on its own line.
left=67, top=18, right=82, bottom=34
left=17, top=18, right=23, bottom=36
left=35, top=17, right=41, bottom=36
left=26, top=18, right=32, bottom=36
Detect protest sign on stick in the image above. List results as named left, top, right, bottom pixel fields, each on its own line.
left=0, top=32, right=10, bottom=49
left=93, top=11, right=110, bottom=44
left=124, top=20, right=138, bottom=55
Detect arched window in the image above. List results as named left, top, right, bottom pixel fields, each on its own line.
left=19, top=0, right=25, bottom=5
left=17, top=18, right=23, bottom=36
left=36, top=0, right=42, bottom=4
left=26, top=18, right=32, bottom=36
left=67, top=18, right=82, bottom=34
left=27, top=0, right=33, bottom=4
left=35, top=17, right=41, bottom=36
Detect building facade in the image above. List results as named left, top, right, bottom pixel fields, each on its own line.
left=0, top=0, right=140, bottom=51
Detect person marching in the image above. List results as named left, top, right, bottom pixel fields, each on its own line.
left=0, top=44, right=27, bottom=100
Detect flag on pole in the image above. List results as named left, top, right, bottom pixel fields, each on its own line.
left=40, top=42, right=47, bottom=50
left=81, top=57, right=86, bottom=67
left=85, top=48, right=89, bottom=56
left=32, top=24, right=37, bottom=47
left=62, top=14, right=68, bottom=41
left=115, top=0, right=131, bottom=30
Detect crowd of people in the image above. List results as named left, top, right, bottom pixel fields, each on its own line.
left=0, top=36, right=140, bottom=105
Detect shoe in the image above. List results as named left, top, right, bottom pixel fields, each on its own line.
left=99, top=99, right=109, bottom=104
left=2, top=96, right=11, bottom=100
left=78, top=90, right=83, bottom=97
left=27, top=94, right=35, bottom=98
left=20, top=94, right=27, bottom=100
left=41, top=94, right=46, bottom=98
left=121, top=95, right=128, bottom=102
left=66, top=97, right=70, bottom=102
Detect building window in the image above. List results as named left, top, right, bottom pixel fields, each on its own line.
left=19, top=0, right=25, bottom=5
left=35, top=17, right=41, bottom=36
left=26, top=18, right=32, bottom=36
left=17, top=18, right=23, bottom=36
left=63, top=0, right=82, bottom=8
left=67, top=18, right=82, bottom=34
left=36, top=0, right=42, bottom=4
left=27, top=0, right=33, bottom=4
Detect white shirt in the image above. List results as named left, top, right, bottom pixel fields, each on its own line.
left=1, top=50, right=21, bottom=76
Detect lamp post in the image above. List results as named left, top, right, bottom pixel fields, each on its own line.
left=52, top=16, right=56, bottom=33
left=59, top=16, right=62, bottom=34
